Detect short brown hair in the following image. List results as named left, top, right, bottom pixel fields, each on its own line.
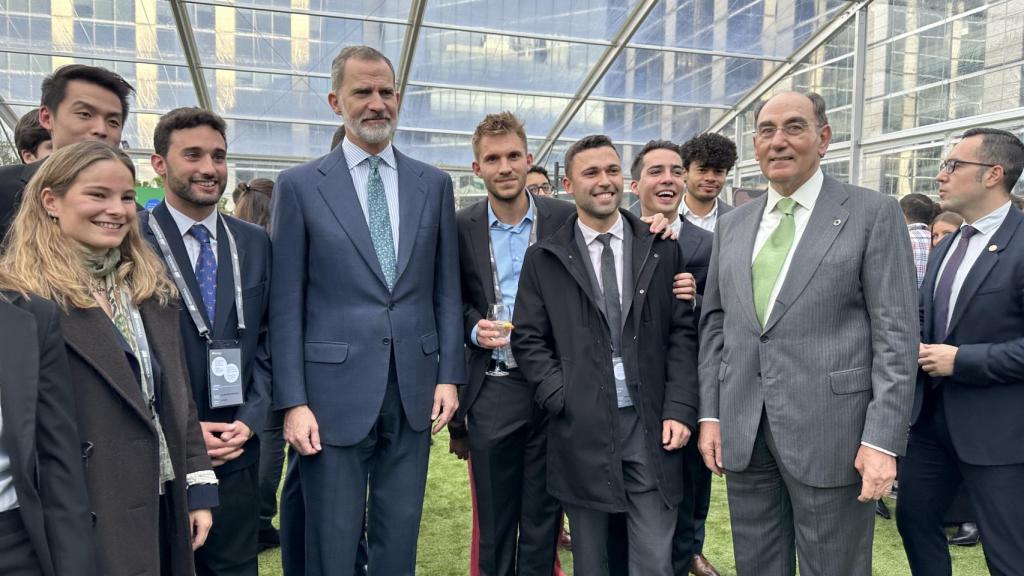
left=153, top=107, right=227, bottom=157
left=14, top=108, right=50, bottom=162
left=564, top=134, right=618, bottom=177
left=471, top=112, right=528, bottom=160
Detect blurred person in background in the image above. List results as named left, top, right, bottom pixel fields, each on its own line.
left=14, top=109, right=53, bottom=164
left=931, top=211, right=964, bottom=248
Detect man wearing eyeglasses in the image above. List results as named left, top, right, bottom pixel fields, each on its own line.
left=526, top=165, right=556, bottom=197
left=697, top=91, right=918, bottom=575
left=897, top=128, right=1024, bottom=576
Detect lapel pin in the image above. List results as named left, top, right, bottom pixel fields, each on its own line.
left=832, top=218, right=842, bottom=226
left=989, top=244, right=998, bottom=252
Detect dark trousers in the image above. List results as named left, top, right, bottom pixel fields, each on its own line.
left=299, top=366, right=431, bottom=576
left=0, top=509, right=42, bottom=576
left=670, top=431, right=712, bottom=574
left=897, top=388, right=1024, bottom=576
left=258, top=410, right=286, bottom=536
left=195, top=464, right=260, bottom=576
left=564, top=408, right=677, bottom=576
left=467, top=368, right=561, bottom=576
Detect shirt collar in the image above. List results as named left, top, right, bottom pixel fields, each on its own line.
left=342, top=136, right=396, bottom=171
left=680, top=195, right=717, bottom=218
left=577, top=212, right=624, bottom=246
left=907, top=222, right=930, bottom=231
left=487, top=193, right=536, bottom=231
left=967, top=200, right=1012, bottom=237
left=164, top=200, right=219, bottom=240
left=766, top=168, right=823, bottom=215
left=670, top=215, right=682, bottom=237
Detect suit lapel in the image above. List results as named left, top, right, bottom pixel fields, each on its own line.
left=763, top=177, right=849, bottom=333
left=395, top=149, right=429, bottom=285
left=0, top=301, right=36, bottom=479
left=212, top=216, right=235, bottom=338
left=151, top=203, right=209, bottom=326
left=469, top=200, right=497, bottom=305
left=732, top=196, right=766, bottom=333
left=315, top=147, right=389, bottom=289
left=945, top=209, right=1023, bottom=339
left=62, top=306, right=151, bottom=424
left=920, top=234, right=953, bottom=343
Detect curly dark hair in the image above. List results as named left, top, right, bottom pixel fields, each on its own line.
left=679, top=133, right=737, bottom=172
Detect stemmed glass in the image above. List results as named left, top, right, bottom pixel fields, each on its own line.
left=485, top=304, right=513, bottom=377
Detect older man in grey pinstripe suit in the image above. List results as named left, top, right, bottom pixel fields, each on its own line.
left=697, top=91, right=919, bottom=575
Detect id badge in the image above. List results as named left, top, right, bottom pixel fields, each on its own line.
left=612, top=356, right=633, bottom=408
left=208, top=341, right=244, bottom=409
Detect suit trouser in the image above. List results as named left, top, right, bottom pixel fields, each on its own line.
left=467, top=368, right=561, bottom=576
left=563, top=408, right=677, bottom=576
left=670, top=432, right=712, bottom=574
left=896, top=387, right=1024, bottom=576
left=195, top=463, right=260, bottom=576
left=299, top=364, right=431, bottom=576
left=258, top=410, right=286, bottom=537
left=0, top=509, right=42, bottom=576
left=726, top=411, right=873, bottom=576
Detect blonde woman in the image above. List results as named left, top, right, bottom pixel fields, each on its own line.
left=0, top=141, right=217, bottom=576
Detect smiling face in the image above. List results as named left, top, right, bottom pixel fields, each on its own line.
left=684, top=161, right=728, bottom=203
left=753, top=92, right=831, bottom=196
left=329, top=57, right=399, bottom=154
left=151, top=125, right=228, bottom=215
left=38, top=80, right=125, bottom=150
left=565, top=145, right=624, bottom=227
left=42, top=159, right=137, bottom=253
left=473, top=132, right=532, bottom=204
left=633, top=147, right=684, bottom=219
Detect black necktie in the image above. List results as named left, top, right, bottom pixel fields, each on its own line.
left=932, top=225, right=978, bottom=342
left=596, top=233, right=621, bottom=353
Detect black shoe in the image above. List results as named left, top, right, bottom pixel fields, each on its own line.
left=258, top=526, right=280, bottom=552
left=875, top=499, right=891, bottom=520
left=948, top=523, right=980, bottom=547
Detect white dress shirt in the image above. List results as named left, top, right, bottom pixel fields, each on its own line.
left=577, top=214, right=625, bottom=306
left=934, top=200, right=1012, bottom=328
left=751, top=169, right=823, bottom=323
left=681, top=195, right=721, bottom=232
left=0, top=398, right=16, bottom=512
left=342, top=136, right=401, bottom=254
left=165, top=201, right=220, bottom=270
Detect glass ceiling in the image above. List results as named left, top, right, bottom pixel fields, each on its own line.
left=0, top=0, right=854, bottom=169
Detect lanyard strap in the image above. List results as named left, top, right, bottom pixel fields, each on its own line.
left=487, top=211, right=538, bottom=303
left=125, top=299, right=158, bottom=412
left=149, top=213, right=246, bottom=341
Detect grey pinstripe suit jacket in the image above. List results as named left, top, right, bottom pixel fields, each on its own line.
left=698, top=174, right=919, bottom=488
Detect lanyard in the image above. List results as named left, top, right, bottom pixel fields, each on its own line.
left=487, top=210, right=538, bottom=303
left=125, top=298, right=158, bottom=414
left=149, top=214, right=246, bottom=341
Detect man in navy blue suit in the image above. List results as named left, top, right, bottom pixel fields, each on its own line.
left=897, top=127, right=1024, bottom=576
left=141, top=107, right=273, bottom=576
left=270, top=45, right=464, bottom=576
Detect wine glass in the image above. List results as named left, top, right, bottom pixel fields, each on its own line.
left=485, top=304, right=513, bottom=377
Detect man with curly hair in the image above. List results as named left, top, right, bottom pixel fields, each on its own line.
left=679, top=133, right=738, bottom=233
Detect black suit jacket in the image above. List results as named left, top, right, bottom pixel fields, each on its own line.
left=140, top=202, right=272, bottom=473
left=915, top=206, right=1024, bottom=466
left=676, top=218, right=713, bottom=326
left=0, top=161, right=41, bottom=241
left=449, top=195, right=576, bottom=436
left=0, top=292, right=95, bottom=576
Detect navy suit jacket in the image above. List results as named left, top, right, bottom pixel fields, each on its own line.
left=140, top=203, right=273, bottom=473
left=269, top=144, right=464, bottom=446
left=916, top=206, right=1024, bottom=466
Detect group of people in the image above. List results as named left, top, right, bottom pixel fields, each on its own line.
left=0, top=42, right=1021, bottom=576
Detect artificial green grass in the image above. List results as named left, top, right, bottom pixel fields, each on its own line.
left=258, top=430, right=989, bottom=575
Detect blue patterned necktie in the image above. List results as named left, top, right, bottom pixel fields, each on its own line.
left=189, top=223, right=217, bottom=323
left=367, top=156, right=396, bottom=290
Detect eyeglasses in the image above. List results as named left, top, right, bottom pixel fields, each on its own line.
left=938, top=159, right=997, bottom=174
left=755, top=122, right=814, bottom=139
left=526, top=183, right=553, bottom=194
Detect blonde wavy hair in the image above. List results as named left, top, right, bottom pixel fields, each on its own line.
left=0, top=141, right=177, bottom=310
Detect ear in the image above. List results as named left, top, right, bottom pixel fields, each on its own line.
left=562, top=176, right=574, bottom=196
left=471, top=160, right=482, bottom=177
left=817, top=124, right=833, bottom=156
left=985, top=164, right=1005, bottom=190
left=41, top=187, right=60, bottom=215
left=526, top=152, right=534, bottom=167
left=630, top=179, right=639, bottom=194
left=150, top=154, right=167, bottom=177
left=327, top=92, right=342, bottom=117
left=38, top=106, right=55, bottom=132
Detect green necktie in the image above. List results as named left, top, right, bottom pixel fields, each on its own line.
left=367, top=156, right=396, bottom=290
left=752, top=197, right=797, bottom=327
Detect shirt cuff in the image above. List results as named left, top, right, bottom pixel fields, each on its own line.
left=697, top=418, right=720, bottom=423
left=860, top=442, right=897, bottom=457
left=471, top=324, right=480, bottom=347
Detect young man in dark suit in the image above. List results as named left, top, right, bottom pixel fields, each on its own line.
left=631, top=139, right=719, bottom=576
left=140, top=107, right=272, bottom=576
left=898, top=128, right=1024, bottom=576
left=678, top=133, right=737, bottom=233
left=0, top=65, right=133, bottom=240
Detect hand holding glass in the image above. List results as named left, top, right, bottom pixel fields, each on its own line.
left=485, top=304, right=513, bottom=377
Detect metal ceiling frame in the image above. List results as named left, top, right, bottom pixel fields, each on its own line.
left=0, top=94, right=20, bottom=129
left=396, top=0, right=428, bottom=99
left=168, top=0, right=212, bottom=110
left=534, top=0, right=661, bottom=165
left=706, top=0, right=874, bottom=135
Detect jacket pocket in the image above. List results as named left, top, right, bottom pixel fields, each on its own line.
left=304, top=341, right=349, bottom=363
left=829, top=367, right=871, bottom=394
left=420, top=332, right=439, bottom=355
left=718, top=361, right=729, bottom=382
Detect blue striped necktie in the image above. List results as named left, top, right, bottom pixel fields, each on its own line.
left=189, top=223, right=217, bottom=323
